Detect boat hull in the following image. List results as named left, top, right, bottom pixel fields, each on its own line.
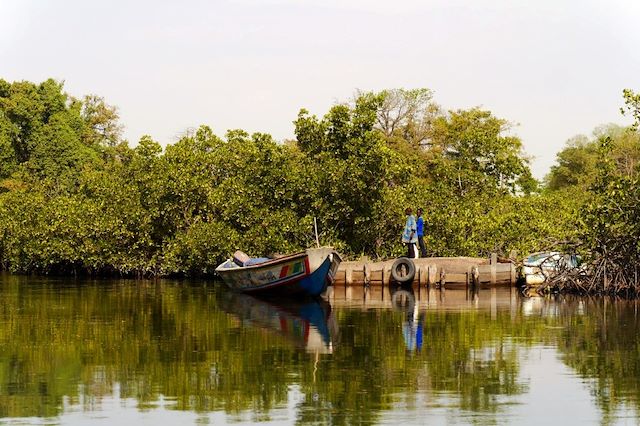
left=216, top=248, right=340, bottom=297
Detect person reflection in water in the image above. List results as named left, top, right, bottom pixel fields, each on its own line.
left=402, top=311, right=423, bottom=352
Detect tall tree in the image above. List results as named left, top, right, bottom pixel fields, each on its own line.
left=546, top=124, right=640, bottom=191
left=373, top=88, right=440, bottom=148
left=0, top=79, right=120, bottom=184
left=80, top=94, right=123, bottom=147
left=428, top=108, right=534, bottom=195
left=294, top=93, right=391, bottom=254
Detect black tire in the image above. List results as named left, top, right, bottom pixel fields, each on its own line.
left=391, top=258, right=416, bottom=284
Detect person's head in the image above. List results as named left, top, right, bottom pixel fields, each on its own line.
left=417, top=208, right=423, bottom=217
left=405, top=207, right=412, bottom=216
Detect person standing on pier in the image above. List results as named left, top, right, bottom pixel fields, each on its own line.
left=402, top=208, right=418, bottom=258
left=416, top=208, right=427, bottom=258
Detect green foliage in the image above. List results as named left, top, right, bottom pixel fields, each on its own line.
left=80, top=94, right=123, bottom=147
left=622, top=89, right=640, bottom=131
left=546, top=125, right=640, bottom=191
left=546, top=135, right=599, bottom=190
left=294, top=94, right=392, bottom=255
left=0, top=78, right=585, bottom=275
left=375, top=88, right=440, bottom=149
left=0, top=78, right=118, bottom=188
left=429, top=108, right=534, bottom=195
left=581, top=137, right=640, bottom=269
left=545, top=90, right=640, bottom=288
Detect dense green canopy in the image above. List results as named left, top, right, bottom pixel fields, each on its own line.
left=0, top=79, right=637, bottom=279
left=543, top=92, right=640, bottom=292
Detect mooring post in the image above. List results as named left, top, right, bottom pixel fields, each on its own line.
left=419, top=265, right=428, bottom=287
left=490, top=253, right=497, bottom=284
left=383, top=263, right=392, bottom=287
left=427, top=265, right=437, bottom=288
left=313, top=217, right=320, bottom=248
left=472, top=265, right=480, bottom=287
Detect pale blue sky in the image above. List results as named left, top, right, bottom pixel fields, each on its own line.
left=2, top=0, right=639, bottom=179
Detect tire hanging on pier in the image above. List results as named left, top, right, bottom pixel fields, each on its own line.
left=391, top=258, right=416, bottom=284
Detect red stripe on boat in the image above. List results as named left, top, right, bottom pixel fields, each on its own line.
left=279, top=265, right=289, bottom=278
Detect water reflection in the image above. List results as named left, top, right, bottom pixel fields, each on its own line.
left=388, top=286, right=423, bottom=353
left=217, top=291, right=338, bottom=354
left=0, top=273, right=639, bottom=424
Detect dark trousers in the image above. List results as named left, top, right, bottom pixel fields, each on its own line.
left=418, top=235, right=427, bottom=257
left=406, top=242, right=415, bottom=258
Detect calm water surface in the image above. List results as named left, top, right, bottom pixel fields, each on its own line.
left=0, top=273, right=639, bottom=425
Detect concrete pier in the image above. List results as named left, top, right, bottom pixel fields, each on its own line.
left=334, top=256, right=516, bottom=287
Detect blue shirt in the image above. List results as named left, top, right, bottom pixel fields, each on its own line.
left=416, top=216, right=424, bottom=237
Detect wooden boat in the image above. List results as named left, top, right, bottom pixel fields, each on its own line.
left=215, top=247, right=341, bottom=297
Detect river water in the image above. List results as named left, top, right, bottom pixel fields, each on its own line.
left=0, top=273, right=638, bottom=425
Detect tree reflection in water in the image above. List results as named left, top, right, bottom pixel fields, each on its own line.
left=0, top=274, right=638, bottom=424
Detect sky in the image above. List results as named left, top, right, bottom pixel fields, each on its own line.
left=1, top=0, right=639, bottom=179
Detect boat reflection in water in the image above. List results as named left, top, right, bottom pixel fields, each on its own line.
left=218, top=288, right=338, bottom=354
